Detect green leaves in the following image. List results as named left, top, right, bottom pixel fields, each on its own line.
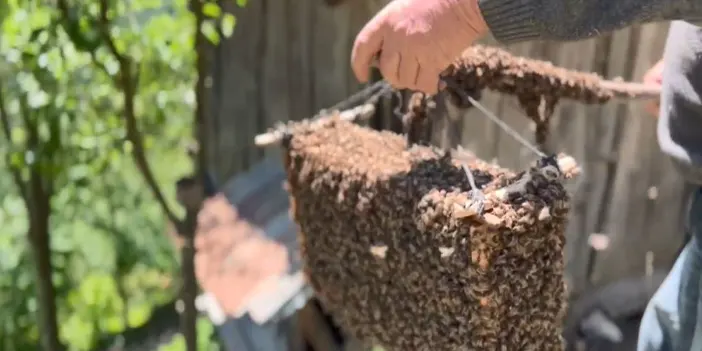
left=200, top=20, right=220, bottom=45
left=221, top=14, right=236, bottom=38
left=1, top=0, right=252, bottom=349
left=198, top=0, right=243, bottom=44
left=159, top=318, right=220, bottom=351
left=202, top=2, right=222, bottom=18
left=0, top=0, right=213, bottom=350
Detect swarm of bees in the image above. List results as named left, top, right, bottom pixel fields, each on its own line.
left=282, top=119, right=570, bottom=351
left=445, top=45, right=613, bottom=105
left=436, top=45, right=653, bottom=146
left=263, top=43, right=641, bottom=351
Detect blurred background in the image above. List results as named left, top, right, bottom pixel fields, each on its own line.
left=0, top=0, right=688, bottom=351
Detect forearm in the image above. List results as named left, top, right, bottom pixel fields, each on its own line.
left=479, top=0, right=702, bottom=43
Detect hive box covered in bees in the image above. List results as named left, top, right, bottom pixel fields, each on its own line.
left=282, top=117, right=573, bottom=351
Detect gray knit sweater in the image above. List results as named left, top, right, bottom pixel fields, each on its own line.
left=479, top=1, right=702, bottom=183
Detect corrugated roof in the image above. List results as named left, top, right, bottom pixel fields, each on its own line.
left=193, top=159, right=308, bottom=324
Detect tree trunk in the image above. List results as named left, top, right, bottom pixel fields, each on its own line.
left=176, top=0, right=213, bottom=349
left=179, top=212, right=198, bottom=351
left=27, top=176, right=63, bottom=351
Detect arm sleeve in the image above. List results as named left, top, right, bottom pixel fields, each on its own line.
left=479, top=0, right=702, bottom=43
left=657, top=21, right=702, bottom=184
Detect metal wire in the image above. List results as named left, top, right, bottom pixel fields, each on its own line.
left=440, top=77, right=547, bottom=159
left=461, top=163, right=485, bottom=213
left=393, top=90, right=405, bottom=121
left=367, top=83, right=393, bottom=105
left=328, top=80, right=390, bottom=112
left=312, top=77, right=573, bottom=215
left=333, top=77, right=553, bottom=185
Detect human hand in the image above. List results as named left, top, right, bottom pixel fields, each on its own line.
left=351, top=0, right=488, bottom=95
left=642, top=59, right=664, bottom=118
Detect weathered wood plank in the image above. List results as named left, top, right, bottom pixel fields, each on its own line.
left=298, top=301, right=341, bottom=351
left=456, top=35, right=503, bottom=161
left=262, top=0, right=291, bottom=161
left=559, top=28, right=636, bottom=294
left=636, top=25, right=686, bottom=263
left=493, top=41, right=548, bottom=171
left=313, top=3, right=353, bottom=109
left=286, top=314, right=307, bottom=351
left=591, top=23, right=679, bottom=287
left=288, top=0, right=315, bottom=122
left=546, top=38, right=600, bottom=295
left=209, top=0, right=265, bottom=180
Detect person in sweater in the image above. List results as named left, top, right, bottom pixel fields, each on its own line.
left=351, top=1, right=702, bottom=350
left=637, top=21, right=702, bottom=351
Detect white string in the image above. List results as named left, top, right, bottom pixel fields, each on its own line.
left=440, top=77, right=547, bottom=159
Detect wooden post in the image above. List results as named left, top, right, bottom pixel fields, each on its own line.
left=297, top=300, right=340, bottom=351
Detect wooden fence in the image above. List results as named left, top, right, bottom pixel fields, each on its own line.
left=203, top=0, right=689, bottom=296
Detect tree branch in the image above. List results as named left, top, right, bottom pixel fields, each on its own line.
left=0, top=83, right=29, bottom=202
left=97, top=1, right=126, bottom=63
left=1, top=76, right=64, bottom=351
left=193, top=1, right=209, bottom=188
left=94, top=0, right=182, bottom=229
left=56, top=0, right=102, bottom=52
left=89, top=51, right=112, bottom=78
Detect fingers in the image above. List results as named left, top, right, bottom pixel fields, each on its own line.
left=397, top=56, right=420, bottom=89
left=381, top=54, right=442, bottom=95
left=378, top=51, right=401, bottom=87
left=642, top=59, right=663, bottom=118
left=351, top=16, right=386, bottom=83
left=415, top=67, right=441, bottom=95
left=643, top=60, right=664, bottom=85
left=645, top=100, right=660, bottom=118
left=643, top=71, right=661, bottom=86
left=375, top=50, right=441, bottom=95
left=416, top=72, right=438, bottom=95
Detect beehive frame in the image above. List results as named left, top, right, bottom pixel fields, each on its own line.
left=254, top=44, right=654, bottom=351
left=280, top=117, right=581, bottom=350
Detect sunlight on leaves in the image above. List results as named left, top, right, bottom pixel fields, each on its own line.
left=0, top=0, right=241, bottom=349
left=221, top=13, right=236, bottom=38
left=202, top=2, right=222, bottom=18
left=200, top=20, right=220, bottom=45
left=158, top=318, right=220, bottom=351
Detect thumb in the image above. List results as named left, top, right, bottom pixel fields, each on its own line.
left=351, top=17, right=386, bottom=83
left=643, top=60, right=664, bottom=85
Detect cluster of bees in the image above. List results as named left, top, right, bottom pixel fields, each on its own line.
left=283, top=120, right=570, bottom=351
left=444, top=45, right=612, bottom=105
left=400, top=45, right=615, bottom=147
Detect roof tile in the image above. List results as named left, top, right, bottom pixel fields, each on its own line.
left=186, top=162, right=304, bottom=321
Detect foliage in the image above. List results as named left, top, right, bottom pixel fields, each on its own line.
left=158, top=318, right=219, bottom=351
left=0, top=0, right=243, bottom=349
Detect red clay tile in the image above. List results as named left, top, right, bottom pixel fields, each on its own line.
left=189, top=193, right=293, bottom=317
